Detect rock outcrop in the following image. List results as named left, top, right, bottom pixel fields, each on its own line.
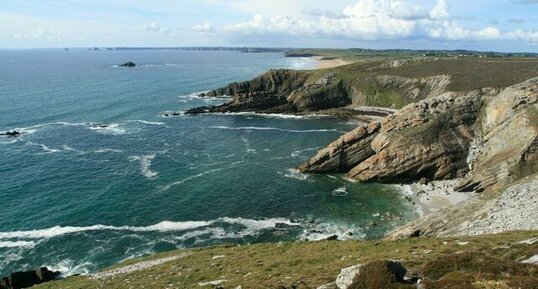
left=0, top=267, right=61, bottom=289
left=331, top=261, right=407, bottom=289
left=455, top=78, right=538, bottom=192
left=301, top=77, right=538, bottom=190
left=300, top=91, right=483, bottom=182
left=186, top=67, right=454, bottom=119
left=0, top=130, right=22, bottom=137
left=188, top=69, right=348, bottom=114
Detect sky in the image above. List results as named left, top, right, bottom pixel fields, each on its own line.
left=1, top=0, right=538, bottom=52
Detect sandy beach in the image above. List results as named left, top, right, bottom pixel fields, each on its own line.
left=314, top=56, right=354, bottom=69
left=397, top=179, right=475, bottom=217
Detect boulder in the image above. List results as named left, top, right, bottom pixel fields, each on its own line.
left=335, top=265, right=362, bottom=289
left=336, top=261, right=407, bottom=289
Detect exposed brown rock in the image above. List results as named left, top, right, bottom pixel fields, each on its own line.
left=186, top=67, right=454, bottom=119
left=456, top=78, right=538, bottom=192
left=300, top=91, right=483, bottom=183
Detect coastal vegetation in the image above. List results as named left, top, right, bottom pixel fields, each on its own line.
left=34, top=231, right=538, bottom=288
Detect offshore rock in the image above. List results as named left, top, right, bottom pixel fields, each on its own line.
left=0, top=130, right=22, bottom=137
left=119, top=61, right=136, bottom=67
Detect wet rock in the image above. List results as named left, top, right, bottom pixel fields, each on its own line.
left=326, top=235, right=338, bottom=241
left=418, top=177, right=430, bottom=185
left=0, top=130, right=22, bottom=137
left=119, top=61, right=136, bottom=67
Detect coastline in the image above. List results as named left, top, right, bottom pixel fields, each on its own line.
left=314, top=56, right=354, bottom=69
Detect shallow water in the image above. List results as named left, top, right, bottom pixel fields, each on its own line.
left=0, top=50, right=414, bottom=275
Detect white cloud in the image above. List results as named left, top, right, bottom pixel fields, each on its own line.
left=430, top=0, right=449, bottom=19
left=222, top=0, right=538, bottom=44
left=142, top=22, right=170, bottom=34
left=193, top=22, right=215, bottom=33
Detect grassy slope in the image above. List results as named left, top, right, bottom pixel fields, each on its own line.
left=295, top=58, right=538, bottom=109
left=36, top=231, right=537, bottom=289
left=286, top=48, right=538, bottom=62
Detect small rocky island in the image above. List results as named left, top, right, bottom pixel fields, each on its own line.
left=118, top=61, right=136, bottom=67
left=0, top=130, right=23, bottom=137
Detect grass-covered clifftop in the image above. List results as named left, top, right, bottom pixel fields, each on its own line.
left=35, top=231, right=537, bottom=289
left=186, top=58, right=538, bottom=120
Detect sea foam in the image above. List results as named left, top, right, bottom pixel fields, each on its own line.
left=0, top=217, right=299, bottom=241
left=210, top=126, right=339, bottom=133
left=128, top=154, right=158, bottom=180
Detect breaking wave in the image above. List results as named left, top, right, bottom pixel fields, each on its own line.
left=210, top=126, right=340, bottom=133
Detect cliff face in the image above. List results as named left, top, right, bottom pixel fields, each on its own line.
left=301, top=78, right=538, bottom=191
left=186, top=66, right=455, bottom=119
left=298, top=77, right=538, bottom=238
left=188, top=69, right=310, bottom=114
left=299, top=91, right=483, bottom=182
left=456, top=78, right=538, bottom=192
left=188, top=69, right=356, bottom=114
left=186, top=58, right=538, bottom=119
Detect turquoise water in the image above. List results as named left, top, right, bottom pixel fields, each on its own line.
left=0, top=50, right=414, bottom=276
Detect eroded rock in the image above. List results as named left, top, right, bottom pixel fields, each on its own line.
left=300, top=91, right=483, bottom=183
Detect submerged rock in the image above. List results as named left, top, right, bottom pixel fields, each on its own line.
left=119, top=61, right=136, bottom=67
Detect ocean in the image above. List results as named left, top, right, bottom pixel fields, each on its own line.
left=0, top=49, right=414, bottom=276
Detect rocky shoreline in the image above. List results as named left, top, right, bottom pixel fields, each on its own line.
left=9, top=58, right=538, bottom=288
left=185, top=59, right=538, bottom=239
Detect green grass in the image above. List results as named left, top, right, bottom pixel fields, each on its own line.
left=34, top=231, right=538, bottom=289
left=295, top=57, right=538, bottom=109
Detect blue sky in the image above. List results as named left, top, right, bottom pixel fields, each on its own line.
left=1, top=0, right=538, bottom=51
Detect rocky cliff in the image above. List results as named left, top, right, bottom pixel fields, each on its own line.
left=299, top=90, right=485, bottom=182
left=185, top=65, right=455, bottom=119
left=300, top=78, right=538, bottom=192
left=455, top=78, right=538, bottom=192
left=185, top=58, right=538, bottom=120
left=297, top=77, right=538, bottom=238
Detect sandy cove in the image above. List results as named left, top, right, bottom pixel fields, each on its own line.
left=314, top=56, right=354, bottom=69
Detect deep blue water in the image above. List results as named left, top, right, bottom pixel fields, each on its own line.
left=0, top=50, right=414, bottom=275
